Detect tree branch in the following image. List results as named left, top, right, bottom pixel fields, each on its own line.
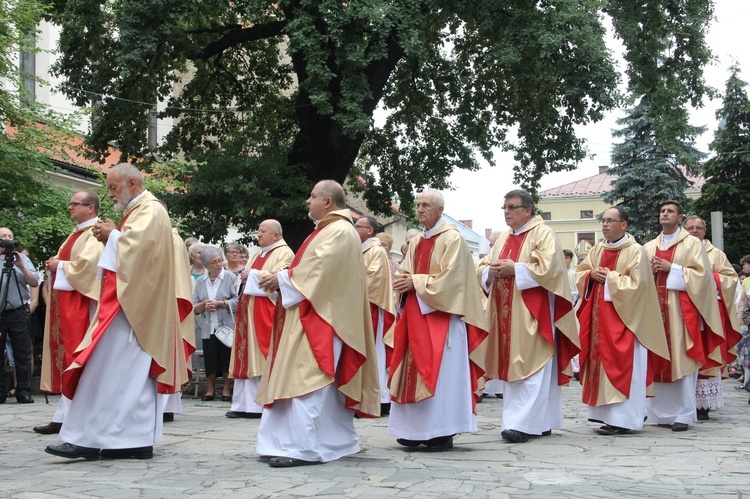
left=197, top=20, right=288, bottom=60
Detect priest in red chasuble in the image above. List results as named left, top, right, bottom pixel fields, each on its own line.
left=255, top=180, right=380, bottom=467
left=36, top=191, right=103, bottom=435
left=478, top=189, right=579, bottom=444
left=46, top=163, right=191, bottom=461
left=644, top=200, right=723, bottom=432
left=576, top=206, right=669, bottom=436
left=388, top=190, right=488, bottom=452
left=227, top=219, right=293, bottom=419
left=684, top=215, right=741, bottom=421
left=354, top=216, right=396, bottom=416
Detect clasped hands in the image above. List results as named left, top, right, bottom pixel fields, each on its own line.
left=487, top=259, right=516, bottom=279
left=93, top=219, right=117, bottom=243
left=650, top=256, right=672, bottom=274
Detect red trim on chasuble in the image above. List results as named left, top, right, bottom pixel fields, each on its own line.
left=389, top=236, right=451, bottom=404
left=713, top=273, right=741, bottom=369
left=576, top=250, right=634, bottom=405
left=44, top=230, right=91, bottom=393
left=230, top=252, right=274, bottom=378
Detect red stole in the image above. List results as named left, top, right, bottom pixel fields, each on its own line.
left=650, top=246, right=712, bottom=383
left=577, top=249, right=635, bottom=404
left=390, top=236, right=451, bottom=403
left=230, top=251, right=274, bottom=378
left=44, top=230, right=91, bottom=394
left=710, top=272, right=741, bottom=375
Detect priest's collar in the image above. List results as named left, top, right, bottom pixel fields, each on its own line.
left=126, top=190, right=148, bottom=209
left=661, top=227, right=681, bottom=248
left=423, top=216, right=446, bottom=238
left=510, top=217, right=534, bottom=235
left=361, top=237, right=374, bottom=248
left=77, top=217, right=99, bottom=231
left=605, top=234, right=628, bottom=247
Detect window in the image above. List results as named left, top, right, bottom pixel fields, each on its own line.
left=540, top=212, right=551, bottom=221
left=580, top=210, right=593, bottom=219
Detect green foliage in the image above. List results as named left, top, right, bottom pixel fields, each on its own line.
left=45, top=0, right=717, bottom=246
left=693, top=64, right=750, bottom=263
left=603, top=95, right=705, bottom=242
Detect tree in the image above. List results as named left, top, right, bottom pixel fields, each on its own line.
left=46, top=0, right=716, bottom=247
left=0, top=0, right=87, bottom=262
left=693, top=64, right=750, bottom=263
left=603, top=95, right=705, bottom=241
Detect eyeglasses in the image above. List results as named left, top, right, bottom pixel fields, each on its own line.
left=601, top=218, right=622, bottom=225
left=68, top=202, right=92, bottom=208
left=501, top=204, right=526, bottom=211
left=354, top=224, right=371, bottom=230
left=226, top=250, right=240, bottom=254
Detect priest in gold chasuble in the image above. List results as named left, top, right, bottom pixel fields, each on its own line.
left=38, top=191, right=103, bottom=435
left=228, top=220, right=293, bottom=418
left=576, top=207, right=668, bottom=435
left=255, top=181, right=380, bottom=467
left=478, top=189, right=579, bottom=444
left=643, top=201, right=723, bottom=432
left=388, top=190, right=488, bottom=452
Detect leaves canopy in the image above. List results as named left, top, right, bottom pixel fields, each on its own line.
left=693, top=64, right=750, bottom=263
left=45, top=0, right=716, bottom=246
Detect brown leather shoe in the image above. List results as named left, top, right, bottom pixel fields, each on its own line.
left=33, top=422, right=62, bottom=434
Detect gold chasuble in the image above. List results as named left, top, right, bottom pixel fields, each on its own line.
left=172, top=229, right=197, bottom=372
left=256, top=210, right=380, bottom=418
left=41, top=226, right=103, bottom=393
left=478, top=216, right=579, bottom=384
left=644, top=230, right=724, bottom=382
left=576, top=235, right=669, bottom=407
left=229, top=239, right=294, bottom=379
left=389, top=222, right=488, bottom=409
left=63, top=192, right=192, bottom=397
left=362, top=238, right=396, bottom=355
left=703, top=240, right=741, bottom=374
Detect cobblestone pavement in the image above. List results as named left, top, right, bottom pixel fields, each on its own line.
left=1, top=379, right=749, bottom=498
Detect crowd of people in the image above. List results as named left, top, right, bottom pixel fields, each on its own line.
left=1, top=166, right=747, bottom=467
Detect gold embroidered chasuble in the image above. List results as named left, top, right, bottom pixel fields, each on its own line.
left=362, top=238, right=396, bottom=345
left=389, top=221, right=488, bottom=405
left=68, top=192, right=190, bottom=394
left=478, top=216, right=579, bottom=382
left=40, top=225, right=103, bottom=393
left=576, top=235, right=668, bottom=406
left=255, top=210, right=380, bottom=417
left=703, top=240, right=741, bottom=369
left=229, top=239, right=294, bottom=379
left=643, top=229, right=724, bottom=380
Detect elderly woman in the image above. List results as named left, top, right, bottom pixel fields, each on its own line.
left=194, top=245, right=238, bottom=401
left=224, top=242, right=247, bottom=277
left=376, top=232, right=400, bottom=280
left=188, top=242, right=207, bottom=280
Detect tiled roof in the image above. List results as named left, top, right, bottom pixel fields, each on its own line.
left=540, top=168, right=705, bottom=198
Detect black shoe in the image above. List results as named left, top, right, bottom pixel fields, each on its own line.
left=0, top=395, right=6, bottom=404
left=45, top=443, right=100, bottom=460
left=541, top=430, right=552, bottom=437
left=100, top=446, right=153, bottom=459
left=201, top=395, right=215, bottom=401
left=672, top=422, right=689, bottom=432
left=226, top=410, right=262, bottom=419
left=34, top=422, right=63, bottom=434
left=424, top=435, right=454, bottom=452
left=267, top=457, right=319, bottom=467
left=396, top=438, right=423, bottom=447
left=221, top=395, right=232, bottom=402
left=596, top=425, right=632, bottom=436
left=501, top=429, right=530, bottom=443
left=16, top=394, right=34, bottom=404
left=380, top=403, right=391, bottom=416
left=696, top=409, right=709, bottom=421
left=496, top=393, right=503, bottom=399
left=163, top=412, right=174, bottom=423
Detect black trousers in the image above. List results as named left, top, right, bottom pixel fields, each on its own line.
left=0, top=306, right=33, bottom=398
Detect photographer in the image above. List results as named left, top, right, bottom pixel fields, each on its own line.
left=0, top=227, right=40, bottom=404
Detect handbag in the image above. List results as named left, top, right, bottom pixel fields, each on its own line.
left=213, top=300, right=235, bottom=348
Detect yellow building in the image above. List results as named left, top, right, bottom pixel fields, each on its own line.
left=538, top=166, right=703, bottom=260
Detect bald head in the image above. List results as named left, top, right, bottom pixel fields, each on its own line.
left=307, top=180, right=347, bottom=220
left=257, top=219, right=283, bottom=248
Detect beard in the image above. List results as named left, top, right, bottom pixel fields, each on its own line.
left=112, top=194, right=133, bottom=211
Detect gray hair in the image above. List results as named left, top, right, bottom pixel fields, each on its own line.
left=317, top=180, right=346, bottom=209
left=199, top=245, right=223, bottom=266
left=263, top=219, right=283, bottom=236
left=188, top=242, right=206, bottom=260
left=418, top=189, right=445, bottom=208
left=684, top=215, right=706, bottom=228
left=110, top=163, right=144, bottom=187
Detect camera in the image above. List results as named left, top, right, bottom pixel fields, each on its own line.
left=0, top=239, right=19, bottom=266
